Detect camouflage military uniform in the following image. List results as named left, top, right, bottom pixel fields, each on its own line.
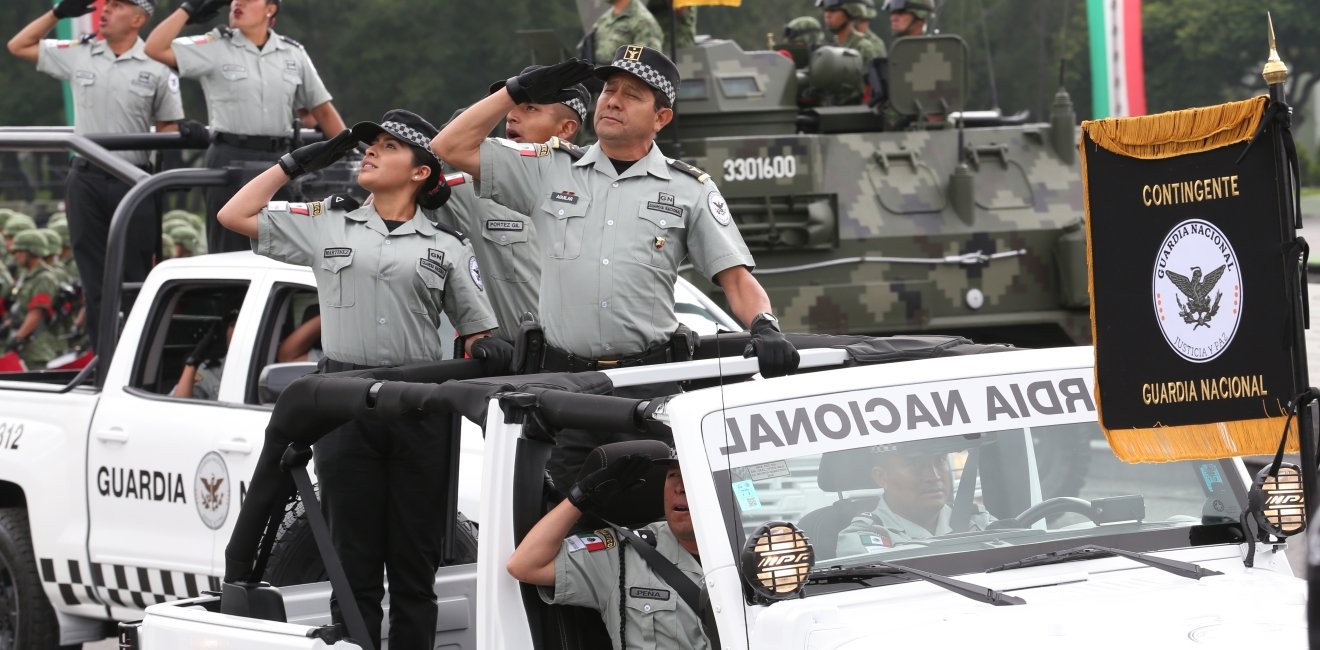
left=12, top=263, right=61, bottom=370
left=836, top=498, right=994, bottom=557
left=592, top=0, right=663, bottom=63
left=841, top=29, right=885, bottom=70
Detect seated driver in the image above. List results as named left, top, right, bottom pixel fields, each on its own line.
left=507, top=447, right=709, bottom=650
left=836, top=446, right=993, bottom=555
left=172, top=309, right=237, bottom=400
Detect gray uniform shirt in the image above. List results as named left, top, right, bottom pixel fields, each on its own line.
left=254, top=199, right=498, bottom=366
left=836, top=496, right=994, bottom=557
left=172, top=27, right=331, bottom=136
left=479, top=137, right=754, bottom=358
left=541, top=522, right=708, bottom=650
left=37, top=36, right=184, bottom=166
left=429, top=175, right=539, bottom=343
left=191, top=358, right=224, bottom=401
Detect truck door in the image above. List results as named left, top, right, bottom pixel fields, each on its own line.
left=87, top=279, right=251, bottom=618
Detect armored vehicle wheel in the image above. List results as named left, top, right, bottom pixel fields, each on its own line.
left=265, top=496, right=479, bottom=587
left=0, top=508, right=72, bottom=650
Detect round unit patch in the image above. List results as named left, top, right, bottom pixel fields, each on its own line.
left=708, top=191, right=731, bottom=226
left=1151, top=218, right=1241, bottom=363
left=469, top=256, right=484, bottom=291
left=194, top=451, right=231, bottom=530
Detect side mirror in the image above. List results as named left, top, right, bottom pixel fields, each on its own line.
left=257, top=361, right=317, bottom=405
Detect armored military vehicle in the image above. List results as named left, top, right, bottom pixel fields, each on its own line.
left=666, top=35, right=1088, bottom=346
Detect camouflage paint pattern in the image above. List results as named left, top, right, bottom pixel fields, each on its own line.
left=671, top=35, right=1090, bottom=345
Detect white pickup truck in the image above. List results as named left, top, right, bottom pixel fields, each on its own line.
left=0, top=250, right=739, bottom=648
left=129, top=340, right=1308, bottom=649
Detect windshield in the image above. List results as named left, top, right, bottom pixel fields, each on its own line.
left=704, top=368, right=1246, bottom=577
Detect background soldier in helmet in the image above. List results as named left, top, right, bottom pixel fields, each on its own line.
left=817, top=0, right=886, bottom=105
left=783, top=15, right=824, bottom=47
left=6, top=230, right=62, bottom=370
left=589, top=0, right=663, bottom=63
left=885, top=0, right=933, bottom=37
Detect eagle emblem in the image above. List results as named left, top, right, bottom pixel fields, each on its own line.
left=1165, top=265, right=1225, bottom=330
left=199, top=476, right=225, bottom=511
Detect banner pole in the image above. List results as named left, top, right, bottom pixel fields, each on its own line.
left=1263, top=14, right=1316, bottom=514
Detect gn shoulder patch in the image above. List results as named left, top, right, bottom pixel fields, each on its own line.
left=565, top=528, right=618, bottom=554
left=548, top=137, right=586, bottom=159
left=667, top=158, right=711, bottom=184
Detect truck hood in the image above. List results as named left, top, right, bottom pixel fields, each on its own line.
left=750, top=552, right=1305, bottom=650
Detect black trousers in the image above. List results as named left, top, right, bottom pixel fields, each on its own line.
left=64, top=159, right=157, bottom=352
left=546, top=382, right=678, bottom=494
left=314, top=413, right=450, bottom=650
left=203, top=142, right=292, bottom=253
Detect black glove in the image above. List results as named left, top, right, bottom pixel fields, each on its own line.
left=278, top=130, right=359, bottom=179
left=52, top=0, right=96, bottom=19
left=504, top=59, right=595, bottom=105
left=185, top=321, right=220, bottom=367
left=567, top=453, right=654, bottom=513
left=177, top=119, right=210, bottom=148
left=5, top=336, right=26, bottom=354
left=180, top=0, right=228, bottom=25
left=470, top=336, right=514, bottom=376
left=744, top=314, right=799, bottom=378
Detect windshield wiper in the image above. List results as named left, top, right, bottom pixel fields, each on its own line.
left=985, top=544, right=1222, bottom=580
left=808, top=560, right=1025, bottom=606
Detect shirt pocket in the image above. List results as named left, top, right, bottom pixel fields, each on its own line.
left=624, top=589, right=679, bottom=647
left=318, top=249, right=355, bottom=307
left=73, top=70, right=96, bottom=108
left=216, top=64, right=248, bottom=102
left=410, top=258, right=448, bottom=317
left=479, top=223, right=532, bottom=283
left=540, top=197, right=590, bottom=260
left=631, top=201, right=686, bottom=268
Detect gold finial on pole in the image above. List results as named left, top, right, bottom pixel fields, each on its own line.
left=1262, top=12, right=1288, bottom=87
left=767, top=32, right=775, bottom=50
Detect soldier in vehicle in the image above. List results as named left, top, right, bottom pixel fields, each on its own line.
left=885, top=0, right=932, bottom=37
left=836, top=447, right=993, bottom=556
left=5, top=231, right=62, bottom=370
left=8, top=0, right=184, bottom=353
left=433, top=74, right=589, bottom=343
left=589, top=0, right=664, bottom=63
left=145, top=0, right=346, bottom=254
left=508, top=448, right=708, bottom=650
left=433, top=48, right=800, bottom=490
left=818, top=0, right=886, bottom=68
left=784, top=16, right=825, bottom=46
left=168, top=224, right=201, bottom=258
left=171, top=308, right=235, bottom=400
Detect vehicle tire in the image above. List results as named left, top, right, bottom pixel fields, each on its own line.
left=264, top=494, right=479, bottom=587
left=0, top=507, right=66, bottom=650
left=1032, top=425, right=1092, bottom=499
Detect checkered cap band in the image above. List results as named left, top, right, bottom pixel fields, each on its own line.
left=611, top=59, right=676, bottom=105
left=381, top=121, right=438, bottom=159
left=563, top=97, right=588, bottom=123
left=130, top=0, right=155, bottom=15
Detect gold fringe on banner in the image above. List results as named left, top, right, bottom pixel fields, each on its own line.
left=1081, top=96, right=1267, bottom=160
left=1079, top=95, right=1299, bottom=463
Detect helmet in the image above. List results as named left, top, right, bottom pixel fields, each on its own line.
left=38, top=230, right=61, bottom=257
left=163, top=209, right=204, bottom=232
left=160, top=233, right=175, bottom=259
left=0, top=209, right=16, bottom=230
left=4, top=215, right=35, bottom=238
left=784, top=16, right=824, bottom=45
left=46, top=211, right=67, bottom=227
left=816, top=0, right=875, bottom=19
left=48, top=221, right=69, bottom=247
left=169, top=226, right=200, bottom=255
left=11, top=230, right=48, bottom=256
left=884, top=0, right=933, bottom=20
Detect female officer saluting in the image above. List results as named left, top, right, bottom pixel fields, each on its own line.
left=218, top=109, right=502, bottom=650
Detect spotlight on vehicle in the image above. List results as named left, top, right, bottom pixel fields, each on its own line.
left=740, top=521, right=814, bottom=604
left=1250, top=463, right=1305, bottom=537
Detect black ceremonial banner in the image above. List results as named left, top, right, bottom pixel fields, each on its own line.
left=1082, top=96, right=1298, bottom=462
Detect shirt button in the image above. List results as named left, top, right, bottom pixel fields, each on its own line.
left=378, top=317, right=386, bottom=325
left=558, top=209, right=565, bottom=216
left=601, top=258, right=609, bottom=265
left=607, top=220, right=614, bottom=226
left=604, top=343, right=613, bottom=351
left=500, top=235, right=508, bottom=242
left=600, top=300, right=609, bottom=308
left=659, top=219, right=667, bottom=226
left=643, top=604, right=651, bottom=613
left=384, top=239, right=392, bottom=246
left=377, top=273, right=385, bottom=280
left=612, top=182, right=619, bottom=188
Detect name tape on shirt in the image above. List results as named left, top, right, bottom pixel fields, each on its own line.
left=323, top=247, right=352, bottom=258
left=701, top=368, right=1098, bottom=467
left=419, top=258, right=447, bottom=279
left=496, top=138, right=550, bottom=158
left=485, top=220, right=524, bottom=231
left=550, top=191, right=579, bottom=204
left=629, top=587, right=671, bottom=601
left=646, top=201, right=683, bottom=218
left=566, top=529, right=617, bottom=553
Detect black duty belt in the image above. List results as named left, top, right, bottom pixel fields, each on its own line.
left=541, top=344, right=671, bottom=373
left=70, top=157, right=151, bottom=176
left=212, top=132, right=292, bottom=152
left=318, top=357, right=376, bottom=373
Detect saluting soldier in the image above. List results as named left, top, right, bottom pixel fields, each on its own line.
left=6, top=231, right=63, bottom=370
left=435, top=73, right=590, bottom=342
left=433, top=48, right=800, bottom=489
left=146, top=0, right=346, bottom=254
left=219, top=109, right=501, bottom=650
left=7, top=0, right=184, bottom=352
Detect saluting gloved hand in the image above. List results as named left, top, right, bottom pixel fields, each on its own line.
left=185, top=321, right=220, bottom=367
left=470, top=336, right=514, bottom=376
left=567, top=453, right=654, bottom=513
left=504, top=58, right=595, bottom=105
left=180, top=0, right=228, bottom=25
left=744, top=313, right=799, bottom=378
left=278, top=130, right=359, bottom=180
left=52, top=0, right=97, bottom=19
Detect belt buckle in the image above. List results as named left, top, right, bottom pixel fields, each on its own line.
left=596, top=358, right=620, bottom=368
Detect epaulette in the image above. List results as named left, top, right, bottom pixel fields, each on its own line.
left=280, top=34, right=304, bottom=49
left=630, top=528, right=658, bottom=548
left=325, top=194, right=359, bottom=213
left=217, top=26, right=234, bottom=40
left=79, top=33, right=97, bottom=45
left=667, top=158, right=711, bottom=184
left=430, top=219, right=467, bottom=243
left=548, top=137, right=586, bottom=160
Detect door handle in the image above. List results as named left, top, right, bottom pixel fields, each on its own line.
left=218, top=438, right=252, bottom=455
left=94, top=428, right=128, bottom=444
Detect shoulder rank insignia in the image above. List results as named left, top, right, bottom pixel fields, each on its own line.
left=325, top=194, right=360, bottom=213
left=280, top=34, right=304, bottom=49
left=548, top=137, right=586, bottom=159
left=631, top=528, right=658, bottom=547
left=565, top=528, right=618, bottom=553
left=667, top=158, right=711, bottom=184
left=217, top=26, right=234, bottom=40
left=78, top=33, right=97, bottom=45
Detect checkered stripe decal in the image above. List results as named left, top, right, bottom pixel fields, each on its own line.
left=40, top=557, right=220, bottom=609
left=381, top=121, right=438, bottom=157
left=611, top=59, right=676, bottom=104
left=563, top=97, right=588, bottom=123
